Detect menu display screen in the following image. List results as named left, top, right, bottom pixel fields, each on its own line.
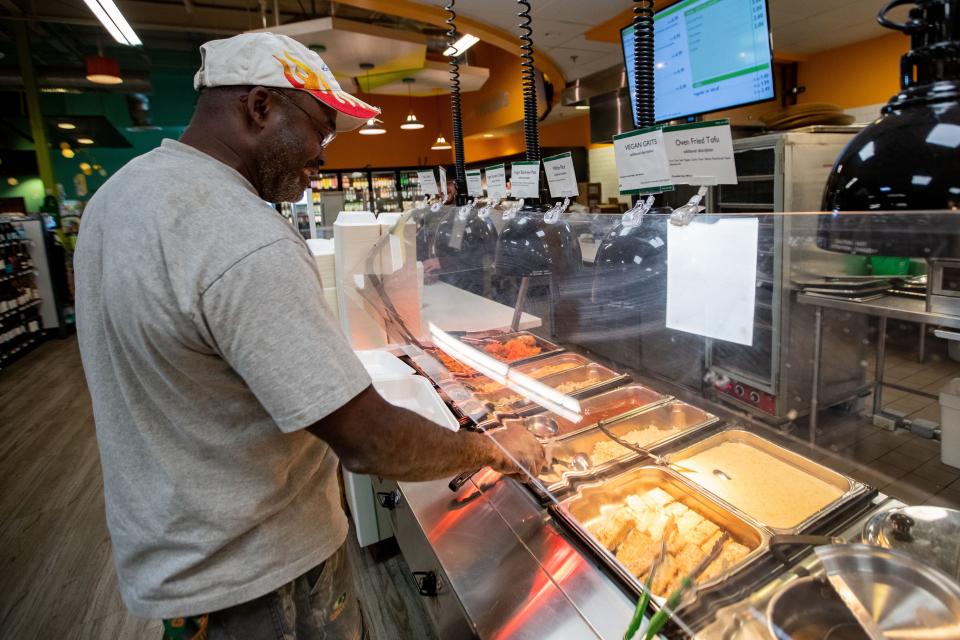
left=622, top=0, right=775, bottom=124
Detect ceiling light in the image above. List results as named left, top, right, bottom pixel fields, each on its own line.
left=431, top=135, right=452, bottom=150
left=358, top=119, right=387, bottom=135
left=443, top=34, right=480, bottom=57
left=575, top=105, right=590, bottom=110
left=400, top=77, right=424, bottom=130
left=77, top=137, right=95, bottom=145
left=483, top=133, right=494, bottom=138
left=79, top=162, right=92, bottom=171
left=82, top=0, right=141, bottom=46
left=86, top=56, right=123, bottom=85
left=6, top=177, right=18, bottom=186
left=57, top=122, right=76, bottom=130
left=400, top=113, right=424, bottom=130
left=61, top=148, right=75, bottom=159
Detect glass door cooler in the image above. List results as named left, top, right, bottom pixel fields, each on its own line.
left=371, top=170, right=402, bottom=213
left=341, top=172, right=371, bottom=212
left=399, top=170, right=425, bottom=211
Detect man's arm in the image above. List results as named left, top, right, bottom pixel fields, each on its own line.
left=309, top=385, right=546, bottom=482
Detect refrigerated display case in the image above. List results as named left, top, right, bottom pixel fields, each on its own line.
left=399, top=170, right=424, bottom=211
left=371, top=170, right=402, bottom=213
left=332, top=206, right=960, bottom=639
left=341, top=172, right=371, bottom=212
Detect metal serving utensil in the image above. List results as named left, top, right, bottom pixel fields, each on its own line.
left=595, top=419, right=696, bottom=474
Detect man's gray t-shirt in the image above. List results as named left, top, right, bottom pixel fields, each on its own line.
left=74, top=139, right=371, bottom=618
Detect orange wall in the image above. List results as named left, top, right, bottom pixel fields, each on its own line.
left=464, top=114, right=591, bottom=164
left=461, top=43, right=526, bottom=138
left=797, top=33, right=906, bottom=108
left=322, top=93, right=456, bottom=169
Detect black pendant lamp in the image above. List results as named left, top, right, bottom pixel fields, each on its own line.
left=494, top=0, right=582, bottom=285
left=819, top=0, right=960, bottom=257
left=431, top=0, right=499, bottom=294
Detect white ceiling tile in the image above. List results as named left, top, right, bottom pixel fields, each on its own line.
left=555, top=34, right=621, bottom=54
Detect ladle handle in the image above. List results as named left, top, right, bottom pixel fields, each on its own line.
left=448, top=468, right=480, bottom=492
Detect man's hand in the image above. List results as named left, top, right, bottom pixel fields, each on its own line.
left=488, top=423, right=548, bottom=480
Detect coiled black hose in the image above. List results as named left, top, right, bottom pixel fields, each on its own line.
left=518, top=0, right=540, bottom=162
left=445, top=0, right=467, bottom=203
left=633, top=0, right=655, bottom=128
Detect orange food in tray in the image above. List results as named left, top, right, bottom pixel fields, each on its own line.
left=483, top=335, right=542, bottom=362
left=427, top=348, right=477, bottom=376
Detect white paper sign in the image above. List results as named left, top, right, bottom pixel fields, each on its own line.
left=466, top=169, right=483, bottom=196
left=486, top=164, right=507, bottom=199
left=438, top=166, right=447, bottom=194
left=543, top=152, right=579, bottom=198
left=666, top=217, right=759, bottom=346
left=613, top=126, right=674, bottom=194
left=417, top=169, right=439, bottom=196
left=664, top=119, right=738, bottom=185
left=510, top=161, right=541, bottom=199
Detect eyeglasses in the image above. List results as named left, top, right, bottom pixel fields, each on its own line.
left=268, top=88, right=337, bottom=148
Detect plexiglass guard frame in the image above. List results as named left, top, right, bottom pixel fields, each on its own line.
left=336, top=203, right=960, bottom=639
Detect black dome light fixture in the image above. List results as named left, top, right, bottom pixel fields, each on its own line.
left=494, top=0, right=582, bottom=330
left=819, top=0, right=960, bottom=258
left=594, top=0, right=672, bottom=277
left=431, top=0, right=499, bottom=295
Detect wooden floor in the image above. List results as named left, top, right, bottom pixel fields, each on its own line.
left=0, top=336, right=436, bottom=640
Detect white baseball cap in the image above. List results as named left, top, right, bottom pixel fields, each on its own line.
left=193, top=32, right=381, bottom=132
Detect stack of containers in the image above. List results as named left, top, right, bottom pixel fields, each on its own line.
left=306, top=238, right=338, bottom=317
left=333, top=211, right=387, bottom=349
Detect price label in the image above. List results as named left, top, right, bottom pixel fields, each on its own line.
left=613, top=125, right=674, bottom=195
left=510, top=161, right=540, bottom=199
left=486, top=164, right=507, bottom=199
left=417, top=169, right=439, bottom=196
left=663, top=119, right=738, bottom=185
left=466, top=169, right=483, bottom=197
left=543, top=152, right=579, bottom=198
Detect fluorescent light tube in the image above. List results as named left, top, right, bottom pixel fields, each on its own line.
left=444, top=34, right=479, bottom=57
left=82, top=0, right=141, bottom=46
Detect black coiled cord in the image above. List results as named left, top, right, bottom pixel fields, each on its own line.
left=633, top=0, right=655, bottom=128
left=518, top=0, right=540, bottom=163
left=445, top=0, right=467, bottom=204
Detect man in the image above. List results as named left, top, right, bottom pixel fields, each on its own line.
left=75, top=33, right=546, bottom=639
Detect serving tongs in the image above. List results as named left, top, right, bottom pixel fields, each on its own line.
left=625, top=523, right=732, bottom=640
left=595, top=419, right=696, bottom=475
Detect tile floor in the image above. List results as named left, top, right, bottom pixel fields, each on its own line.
left=794, top=329, right=960, bottom=509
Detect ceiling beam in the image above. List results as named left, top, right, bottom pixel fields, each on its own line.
left=331, top=0, right=566, bottom=90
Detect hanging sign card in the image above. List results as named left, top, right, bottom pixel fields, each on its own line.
left=465, top=169, right=484, bottom=197
left=613, top=126, right=674, bottom=195
left=438, top=166, right=447, bottom=195
left=417, top=169, right=439, bottom=196
left=663, top=119, right=738, bottom=185
left=510, top=161, right=541, bottom=198
left=543, top=152, right=579, bottom=198
left=485, top=164, right=507, bottom=199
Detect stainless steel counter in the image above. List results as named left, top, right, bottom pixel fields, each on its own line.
left=375, top=471, right=636, bottom=640
left=374, top=467, right=895, bottom=640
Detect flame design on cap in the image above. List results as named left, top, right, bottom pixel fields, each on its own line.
left=273, top=51, right=333, bottom=92
left=272, top=49, right=380, bottom=123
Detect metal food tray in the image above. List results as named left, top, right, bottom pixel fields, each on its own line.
left=666, top=429, right=873, bottom=536
left=512, top=383, right=669, bottom=441
left=475, top=363, right=630, bottom=414
left=550, top=466, right=769, bottom=607
left=464, top=353, right=593, bottom=396
left=463, top=331, right=564, bottom=366
left=536, top=401, right=719, bottom=495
